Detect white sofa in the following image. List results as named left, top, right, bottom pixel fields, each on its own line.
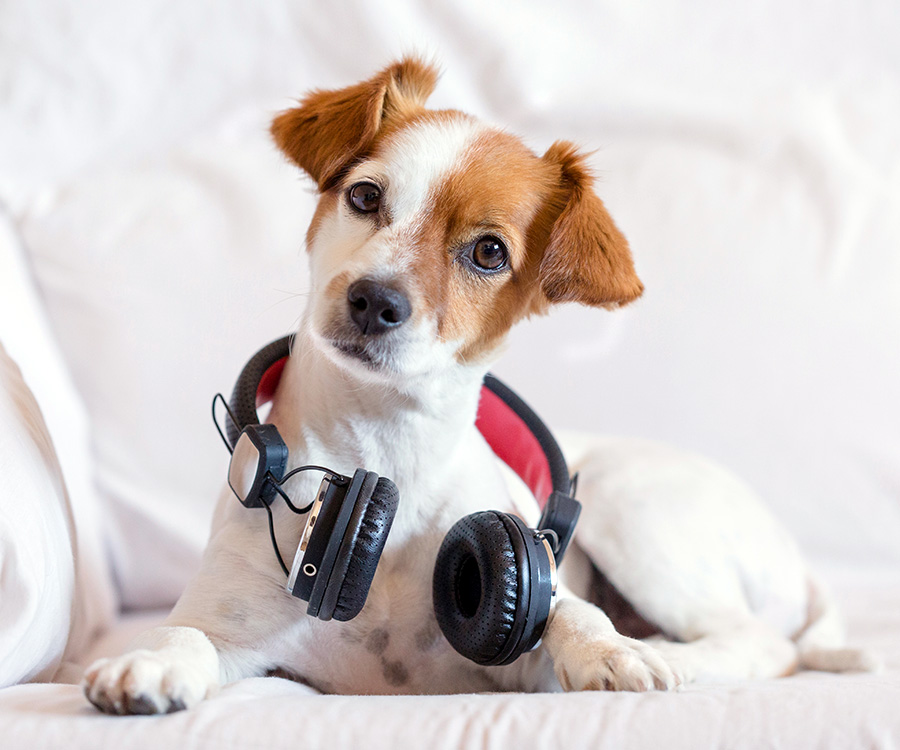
left=1, top=1, right=899, bottom=747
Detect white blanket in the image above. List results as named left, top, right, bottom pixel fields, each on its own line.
left=1, top=568, right=898, bottom=749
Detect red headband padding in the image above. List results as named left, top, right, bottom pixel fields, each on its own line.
left=256, top=357, right=287, bottom=407
left=254, top=357, right=556, bottom=508
left=475, top=386, right=553, bottom=506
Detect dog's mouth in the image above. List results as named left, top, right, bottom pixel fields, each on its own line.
left=330, top=338, right=378, bottom=367
left=319, top=317, right=415, bottom=377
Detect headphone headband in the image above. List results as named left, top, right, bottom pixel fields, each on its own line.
left=227, top=336, right=579, bottom=554
left=477, top=375, right=571, bottom=502
left=225, top=335, right=294, bottom=448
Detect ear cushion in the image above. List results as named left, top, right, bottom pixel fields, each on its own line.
left=432, top=511, right=526, bottom=665
left=330, top=473, right=399, bottom=621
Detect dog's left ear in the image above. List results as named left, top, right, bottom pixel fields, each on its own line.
left=271, top=57, right=439, bottom=190
left=538, top=141, right=644, bottom=309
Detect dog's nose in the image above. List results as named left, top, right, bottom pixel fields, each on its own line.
left=347, top=279, right=412, bottom=335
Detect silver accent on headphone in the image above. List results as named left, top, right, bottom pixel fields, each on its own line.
left=286, top=476, right=331, bottom=593
left=534, top=528, right=560, bottom=555
left=529, top=535, right=559, bottom=652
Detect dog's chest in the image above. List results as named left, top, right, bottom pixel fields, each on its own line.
left=295, top=538, right=497, bottom=695
left=276, top=429, right=520, bottom=694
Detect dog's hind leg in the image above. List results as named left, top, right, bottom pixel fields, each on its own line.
left=792, top=573, right=881, bottom=674
left=644, top=618, right=800, bottom=684
left=644, top=574, right=881, bottom=683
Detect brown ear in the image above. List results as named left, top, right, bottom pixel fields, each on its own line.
left=270, top=57, right=439, bottom=190
left=539, top=141, right=644, bottom=308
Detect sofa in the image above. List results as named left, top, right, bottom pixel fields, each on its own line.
left=1, top=1, right=898, bottom=747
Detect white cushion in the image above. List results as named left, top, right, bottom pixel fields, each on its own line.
left=0, top=209, right=115, bottom=681
left=15, top=140, right=314, bottom=608
left=0, top=342, right=79, bottom=685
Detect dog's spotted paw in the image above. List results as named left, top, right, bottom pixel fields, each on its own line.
left=554, top=634, right=679, bottom=692
left=83, top=649, right=217, bottom=715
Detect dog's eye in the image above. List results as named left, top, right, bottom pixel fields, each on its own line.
left=469, top=236, right=509, bottom=272
left=348, top=182, right=382, bottom=214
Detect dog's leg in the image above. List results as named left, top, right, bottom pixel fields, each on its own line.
left=558, top=434, right=884, bottom=683
left=644, top=618, right=799, bottom=683
left=82, top=624, right=221, bottom=714
left=540, top=594, right=679, bottom=692
left=83, top=524, right=289, bottom=714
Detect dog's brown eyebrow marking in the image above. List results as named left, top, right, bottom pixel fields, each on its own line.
left=366, top=628, right=390, bottom=655
left=381, top=657, right=409, bottom=686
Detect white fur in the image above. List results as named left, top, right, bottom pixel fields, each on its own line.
left=559, top=433, right=879, bottom=683
left=82, top=109, right=873, bottom=714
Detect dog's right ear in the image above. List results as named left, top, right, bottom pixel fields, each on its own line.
left=271, top=58, right=439, bottom=190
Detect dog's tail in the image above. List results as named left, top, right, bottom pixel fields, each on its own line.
left=794, top=573, right=881, bottom=673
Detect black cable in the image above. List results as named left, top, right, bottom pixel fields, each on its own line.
left=211, top=393, right=239, bottom=454
left=213, top=404, right=345, bottom=577
left=264, top=500, right=290, bottom=576
left=268, top=464, right=345, bottom=514
left=277, top=465, right=346, bottom=486
left=261, top=465, right=344, bottom=577
left=535, top=528, right=560, bottom=555
left=268, top=478, right=314, bottom=515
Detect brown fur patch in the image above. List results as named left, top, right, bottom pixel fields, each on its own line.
left=778, top=658, right=800, bottom=678
left=539, top=142, right=644, bottom=308
left=365, top=628, right=390, bottom=655
left=381, top=658, right=409, bottom=686
left=373, top=124, right=563, bottom=363
left=271, top=58, right=439, bottom=190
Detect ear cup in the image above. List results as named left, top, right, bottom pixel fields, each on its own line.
left=324, top=472, right=400, bottom=621
left=432, top=511, right=528, bottom=665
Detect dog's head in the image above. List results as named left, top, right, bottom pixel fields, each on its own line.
left=272, top=58, right=642, bottom=382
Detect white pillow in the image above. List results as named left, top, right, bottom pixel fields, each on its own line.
left=0, top=209, right=115, bottom=682
left=0, top=342, right=78, bottom=685
left=16, top=137, right=314, bottom=609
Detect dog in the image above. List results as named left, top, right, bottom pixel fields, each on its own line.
left=83, top=58, right=874, bottom=713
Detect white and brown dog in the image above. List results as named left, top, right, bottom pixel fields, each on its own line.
left=83, top=58, right=873, bottom=713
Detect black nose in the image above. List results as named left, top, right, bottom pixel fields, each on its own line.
left=347, top=279, right=412, bottom=335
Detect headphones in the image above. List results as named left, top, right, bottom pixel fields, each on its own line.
left=215, top=336, right=581, bottom=666
left=219, top=336, right=400, bottom=623
left=433, top=375, right=581, bottom=666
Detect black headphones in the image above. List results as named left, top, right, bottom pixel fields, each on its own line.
left=215, top=336, right=581, bottom=666
left=218, top=336, right=400, bottom=623
left=433, top=375, right=581, bottom=666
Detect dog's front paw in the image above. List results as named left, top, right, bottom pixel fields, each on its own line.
left=83, top=648, right=217, bottom=715
left=554, top=633, right=679, bottom=692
